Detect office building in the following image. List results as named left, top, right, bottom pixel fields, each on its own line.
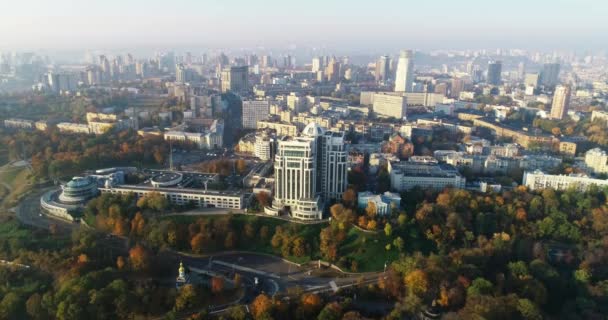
left=375, top=55, right=391, bottom=83
left=242, top=100, right=270, bottom=129
left=388, top=159, right=465, bottom=191
left=523, top=170, right=608, bottom=192
left=373, top=93, right=407, bottom=119
left=541, top=63, right=560, bottom=87
left=266, top=123, right=347, bottom=220
left=487, top=60, right=502, bottom=85
left=221, top=66, right=249, bottom=94
left=175, top=63, right=191, bottom=83
left=525, top=73, right=540, bottom=88
left=585, top=148, right=608, bottom=174
left=550, top=85, right=571, bottom=120
left=395, top=50, right=414, bottom=92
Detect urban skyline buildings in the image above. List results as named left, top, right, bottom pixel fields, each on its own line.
left=394, top=50, right=414, bottom=92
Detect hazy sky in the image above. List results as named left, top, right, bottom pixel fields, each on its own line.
left=1, top=0, right=606, bottom=51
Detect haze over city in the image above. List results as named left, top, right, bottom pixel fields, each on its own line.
left=1, top=1, right=608, bottom=320
left=1, top=0, right=607, bottom=51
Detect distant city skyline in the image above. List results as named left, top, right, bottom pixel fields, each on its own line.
left=1, top=0, right=607, bottom=51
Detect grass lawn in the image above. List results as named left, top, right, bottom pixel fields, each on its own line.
left=339, top=225, right=435, bottom=272
left=0, top=166, right=33, bottom=208
left=0, top=147, right=8, bottom=166
left=161, top=214, right=327, bottom=264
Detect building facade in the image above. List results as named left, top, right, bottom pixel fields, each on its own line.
left=395, top=50, right=414, bottom=92
left=267, top=123, right=347, bottom=220
left=242, top=100, right=270, bottom=129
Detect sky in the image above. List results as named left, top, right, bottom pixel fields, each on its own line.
left=0, top=0, right=606, bottom=51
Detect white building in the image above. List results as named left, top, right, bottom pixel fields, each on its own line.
left=585, top=148, right=608, bottom=174
left=57, top=122, right=91, bottom=134
left=523, top=170, right=608, bottom=191
left=388, top=160, right=465, bottom=191
left=4, top=118, right=34, bottom=129
left=242, top=100, right=270, bottom=129
left=100, top=185, right=244, bottom=209
left=266, top=123, right=347, bottom=221
left=395, top=50, right=414, bottom=92
left=164, top=120, right=223, bottom=149
left=254, top=131, right=276, bottom=161
left=357, top=191, right=401, bottom=216
left=373, top=93, right=407, bottom=119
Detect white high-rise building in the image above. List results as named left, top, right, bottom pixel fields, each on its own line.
left=585, top=148, right=608, bottom=174
left=395, top=50, right=414, bottom=92
left=312, top=56, right=323, bottom=73
left=550, top=85, right=571, bottom=120
left=242, top=100, right=270, bottom=129
left=266, top=123, right=347, bottom=220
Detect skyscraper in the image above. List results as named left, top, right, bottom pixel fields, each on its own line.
left=175, top=63, right=187, bottom=83
left=541, top=63, right=561, bottom=87
left=550, top=85, right=571, bottom=120
left=395, top=50, right=414, bottom=92
left=375, top=55, right=391, bottom=83
left=487, top=60, right=502, bottom=85
left=269, top=123, right=347, bottom=220
left=325, top=57, right=340, bottom=82
left=220, top=66, right=249, bottom=94
left=312, top=56, right=323, bottom=73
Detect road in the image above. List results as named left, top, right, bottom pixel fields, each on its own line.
left=14, top=187, right=79, bottom=233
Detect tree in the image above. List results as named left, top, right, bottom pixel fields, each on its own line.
left=174, top=284, right=198, bottom=311
left=250, top=294, right=273, bottom=320
left=26, top=293, right=44, bottom=320
left=190, top=233, right=208, bottom=254
left=404, top=269, right=429, bottom=296
left=129, top=244, right=151, bottom=271
left=366, top=201, right=378, bottom=219
left=393, top=237, right=404, bottom=252
left=317, top=302, right=343, bottom=320
left=300, top=293, right=323, bottom=314
left=398, top=213, right=408, bottom=226
left=517, top=299, right=542, bottom=320
left=342, top=189, right=356, bottom=208
left=0, top=292, right=22, bottom=320
left=260, top=225, right=270, bottom=240
left=384, top=223, right=393, bottom=236
left=224, top=231, right=237, bottom=249
left=236, top=159, right=247, bottom=174
left=116, top=256, right=126, bottom=270
left=211, top=276, right=225, bottom=293
left=130, top=212, right=146, bottom=237
left=256, top=192, right=271, bottom=208
left=467, top=277, right=494, bottom=296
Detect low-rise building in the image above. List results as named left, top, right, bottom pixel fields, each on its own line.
left=372, top=93, right=407, bottom=119
left=57, top=122, right=91, bottom=134
left=357, top=191, right=402, bottom=216
left=523, top=170, right=608, bottom=191
left=388, top=160, right=465, bottom=191
left=585, top=148, right=608, bottom=174
left=4, top=118, right=34, bottom=129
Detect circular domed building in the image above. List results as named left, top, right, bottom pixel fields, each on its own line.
left=41, top=176, right=99, bottom=222
left=58, top=176, right=98, bottom=204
